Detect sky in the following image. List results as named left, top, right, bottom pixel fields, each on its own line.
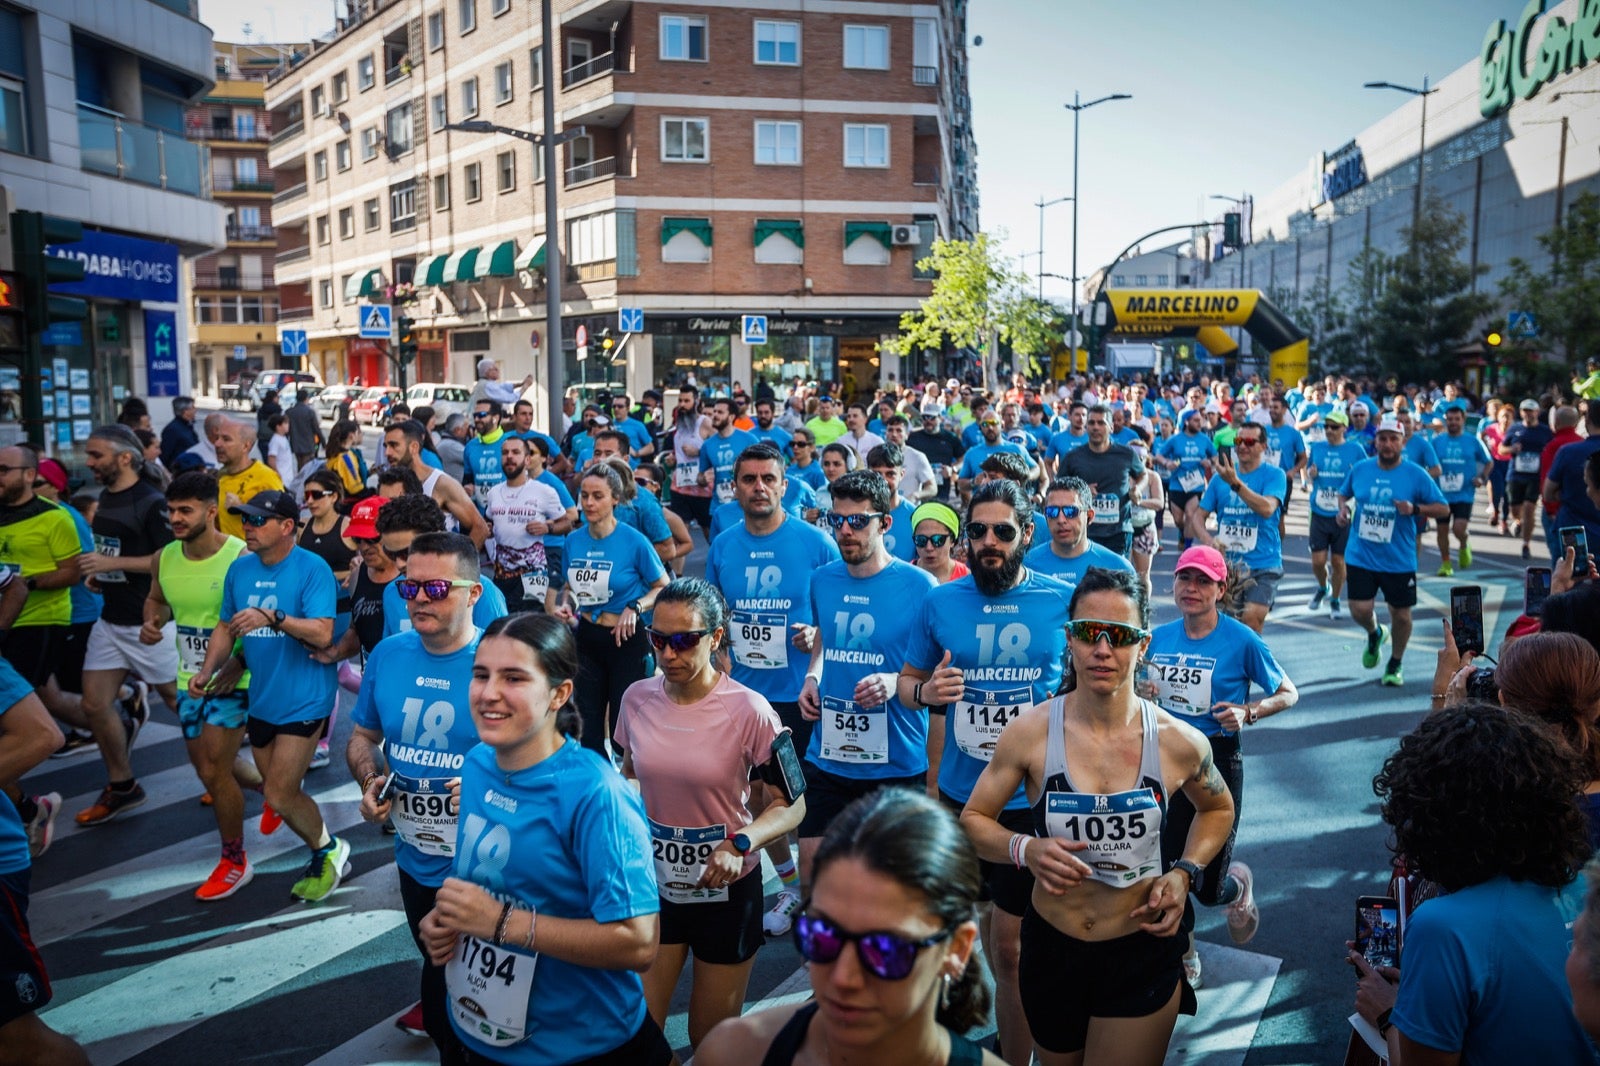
left=200, top=0, right=1518, bottom=303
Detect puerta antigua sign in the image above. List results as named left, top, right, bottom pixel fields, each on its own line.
left=1480, top=0, right=1600, bottom=118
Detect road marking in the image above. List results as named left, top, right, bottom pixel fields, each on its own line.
left=303, top=1009, right=437, bottom=1066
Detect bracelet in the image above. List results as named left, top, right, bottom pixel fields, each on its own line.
left=913, top=680, right=925, bottom=707
left=522, top=904, right=537, bottom=950
left=1008, top=833, right=1031, bottom=870
left=360, top=770, right=383, bottom=791
left=1375, top=1006, right=1394, bottom=1036
left=1431, top=691, right=1448, bottom=700
left=492, top=901, right=513, bottom=945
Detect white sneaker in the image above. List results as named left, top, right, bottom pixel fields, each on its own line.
left=1183, top=950, right=1203, bottom=990
left=26, top=792, right=61, bottom=857
left=764, top=889, right=802, bottom=936
left=308, top=739, right=330, bottom=770
left=1226, top=861, right=1260, bottom=944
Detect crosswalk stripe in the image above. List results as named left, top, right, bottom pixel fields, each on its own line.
left=303, top=1009, right=437, bottom=1066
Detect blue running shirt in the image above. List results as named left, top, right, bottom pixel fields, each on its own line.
left=1198, top=463, right=1287, bottom=573
left=221, top=546, right=338, bottom=724
left=1308, top=440, right=1370, bottom=516
left=1144, top=613, right=1286, bottom=738
left=1432, top=431, right=1491, bottom=503
left=1339, top=458, right=1447, bottom=572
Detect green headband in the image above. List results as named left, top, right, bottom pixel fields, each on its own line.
left=910, top=501, right=961, bottom=539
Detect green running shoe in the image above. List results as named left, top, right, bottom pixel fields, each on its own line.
left=1362, top=624, right=1389, bottom=670
left=1459, top=542, right=1472, bottom=569
left=290, top=837, right=351, bottom=903
left=1380, top=666, right=1405, bottom=687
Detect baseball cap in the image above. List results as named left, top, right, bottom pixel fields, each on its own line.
left=920, top=402, right=943, bottom=417
left=35, top=457, right=68, bottom=493
left=1520, top=398, right=1540, bottom=411
left=1323, top=410, right=1350, bottom=427
left=945, top=378, right=961, bottom=390
left=1376, top=415, right=1405, bottom=436
left=1174, top=545, right=1227, bottom=582
left=591, top=414, right=612, bottom=426
left=344, top=495, right=389, bottom=539
left=227, top=489, right=299, bottom=522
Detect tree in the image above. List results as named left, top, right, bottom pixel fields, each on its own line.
left=1367, top=199, right=1490, bottom=380
left=1498, top=190, right=1600, bottom=369
left=888, top=234, right=1056, bottom=384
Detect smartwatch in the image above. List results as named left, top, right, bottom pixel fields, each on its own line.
left=730, top=832, right=753, bottom=856
left=627, top=599, right=643, bottom=616
left=272, top=609, right=287, bottom=629
left=1172, top=858, right=1204, bottom=894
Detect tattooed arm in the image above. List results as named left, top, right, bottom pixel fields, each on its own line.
left=1131, top=719, right=1238, bottom=937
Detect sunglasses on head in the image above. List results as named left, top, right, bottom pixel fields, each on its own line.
left=1042, top=504, right=1082, bottom=520
left=825, top=511, right=885, bottom=531
left=793, top=911, right=953, bottom=981
left=1067, top=618, right=1150, bottom=647
left=965, top=521, right=1019, bottom=542
left=395, top=577, right=476, bottom=600
left=646, top=627, right=711, bottom=653
left=912, top=532, right=952, bottom=549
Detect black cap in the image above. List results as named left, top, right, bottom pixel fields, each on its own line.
left=227, top=489, right=299, bottom=521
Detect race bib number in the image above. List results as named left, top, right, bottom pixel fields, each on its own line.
left=446, top=933, right=536, bottom=1048
left=1043, top=788, right=1163, bottom=887
left=1092, top=493, right=1120, bottom=523
left=1305, top=426, right=1326, bottom=444
left=389, top=774, right=457, bottom=857
left=1439, top=472, right=1465, bottom=493
left=1177, top=469, right=1205, bottom=493
left=93, top=534, right=127, bottom=583
left=820, top=695, right=887, bottom=765
left=566, top=560, right=613, bottom=608
left=1314, top=487, right=1340, bottom=513
left=1514, top=452, right=1541, bottom=474
left=519, top=569, right=548, bottom=604
left=953, top=686, right=1029, bottom=762
left=176, top=624, right=210, bottom=676
left=1358, top=507, right=1396, bottom=544
left=730, top=610, right=786, bottom=670
left=1218, top=519, right=1257, bottom=554
left=649, top=820, right=728, bottom=904
left=715, top=479, right=735, bottom=504
left=1145, top=657, right=1214, bottom=718
left=1264, top=448, right=1283, bottom=469
left=673, top=463, right=700, bottom=490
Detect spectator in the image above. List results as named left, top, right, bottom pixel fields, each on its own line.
left=183, top=412, right=224, bottom=469
left=265, top=413, right=295, bottom=479
left=467, top=357, right=535, bottom=407
left=434, top=413, right=468, bottom=481
left=323, top=419, right=370, bottom=499
left=288, top=388, right=323, bottom=467
left=159, top=396, right=199, bottom=467
left=134, top=429, right=171, bottom=490
left=1568, top=856, right=1600, bottom=1041
left=118, top=396, right=151, bottom=432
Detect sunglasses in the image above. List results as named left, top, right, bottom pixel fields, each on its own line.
left=354, top=535, right=381, bottom=546
left=1067, top=618, right=1150, bottom=648
left=825, top=511, right=886, bottom=531
left=1042, top=504, right=1082, bottom=520
left=634, top=477, right=656, bottom=490
left=646, top=627, right=711, bottom=653
left=384, top=544, right=412, bottom=562
left=793, top=911, right=953, bottom=981
left=912, top=533, right=952, bottom=549
left=965, top=521, right=1019, bottom=542
left=241, top=513, right=281, bottom=527
left=473, top=411, right=495, bottom=419
left=395, top=578, right=476, bottom=600
left=304, top=490, right=332, bottom=501
left=1234, top=438, right=1264, bottom=447
left=979, top=419, right=1000, bottom=427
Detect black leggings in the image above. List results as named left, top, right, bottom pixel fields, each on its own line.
left=1160, top=731, right=1243, bottom=924
left=669, top=492, right=713, bottom=541
left=574, top=619, right=652, bottom=756
left=398, top=869, right=467, bottom=1066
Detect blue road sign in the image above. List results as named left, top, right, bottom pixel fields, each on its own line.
left=358, top=303, right=393, bottom=339
left=618, top=307, right=644, bottom=333
left=279, top=329, right=308, bottom=356
left=742, top=314, right=768, bottom=345
left=1508, top=310, right=1538, bottom=338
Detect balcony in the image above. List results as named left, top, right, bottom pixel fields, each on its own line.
left=274, top=182, right=308, bottom=205
left=913, top=163, right=939, bottom=186
left=565, top=155, right=620, bottom=188
left=913, top=66, right=938, bottom=87
left=212, top=175, right=276, bottom=194
left=278, top=306, right=313, bottom=321
left=277, top=245, right=311, bottom=264
left=563, top=51, right=618, bottom=88
left=194, top=273, right=275, bottom=290
left=78, top=104, right=209, bottom=197
left=190, top=124, right=271, bottom=143
left=270, top=119, right=305, bottom=144
left=227, top=223, right=276, bottom=242
left=385, top=60, right=412, bottom=86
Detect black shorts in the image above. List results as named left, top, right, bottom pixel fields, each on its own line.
left=939, top=792, right=1035, bottom=916
left=1344, top=565, right=1418, bottom=609
left=1087, top=530, right=1132, bottom=558
left=659, top=868, right=765, bottom=964
left=247, top=715, right=328, bottom=748
left=0, top=625, right=57, bottom=689
left=1508, top=478, right=1542, bottom=506
left=1446, top=501, right=1475, bottom=521
left=1308, top=513, right=1350, bottom=555
left=1168, top=489, right=1202, bottom=513
left=770, top=700, right=812, bottom=764
left=1018, top=907, right=1196, bottom=1054
left=798, top=763, right=925, bottom=838
left=52, top=619, right=95, bottom=694
left=0, top=869, right=51, bottom=1027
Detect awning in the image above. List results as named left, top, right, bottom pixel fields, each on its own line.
left=441, top=247, right=481, bottom=283
left=484, top=239, right=518, bottom=277
left=754, top=219, right=804, bottom=247
left=343, top=268, right=384, bottom=301
left=661, top=217, right=713, bottom=246
left=515, top=236, right=547, bottom=271
left=414, top=254, right=448, bottom=287
left=844, top=221, right=892, bottom=249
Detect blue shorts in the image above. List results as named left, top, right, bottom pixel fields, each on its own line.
left=0, top=656, right=33, bottom=714
left=175, top=691, right=250, bottom=740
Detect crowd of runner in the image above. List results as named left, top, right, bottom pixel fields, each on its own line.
left=5, top=360, right=1600, bottom=1065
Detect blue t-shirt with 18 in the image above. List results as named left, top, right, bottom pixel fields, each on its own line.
left=221, top=545, right=338, bottom=724
left=1144, top=613, right=1286, bottom=738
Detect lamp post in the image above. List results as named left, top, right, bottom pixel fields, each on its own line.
left=1064, top=91, right=1132, bottom=348
left=1210, top=193, right=1250, bottom=288
left=1035, top=195, right=1072, bottom=301
left=1364, top=76, right=1436, bottom=258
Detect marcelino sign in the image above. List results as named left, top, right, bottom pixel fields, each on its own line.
left=1480, top=0, right=1600, bottom=118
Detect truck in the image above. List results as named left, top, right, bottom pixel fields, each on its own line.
left=1103, top=342, right=1161, bottom=379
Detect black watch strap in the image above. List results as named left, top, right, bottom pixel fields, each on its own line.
left=1172, top=858, right=1204, bottom=893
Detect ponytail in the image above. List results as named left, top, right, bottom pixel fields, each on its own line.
left=935, top=950, right=990, bottom=1034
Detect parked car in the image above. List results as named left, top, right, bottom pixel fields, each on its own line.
left=405, top=383, right=472, bottom=422
left=314, top=384, right=361, bottom=419
left=350, top=386, right=403, bottom=425
left=247, top=370, right=323, bottom=412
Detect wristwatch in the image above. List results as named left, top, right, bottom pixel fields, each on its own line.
left=627, top=599, right=643, bottom=616
left=730, top=832, right=753, bottom=856
left=1172, top=859, right=1204, bottom=893
left=272, top=609, right=287, bottom=629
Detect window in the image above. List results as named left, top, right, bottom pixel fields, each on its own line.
left=497, top=149, right=516, bottom=192
left=427, top=11, right=445, bottom=50
left=433, top=173, right=450, bottom=210
left=1134, top=274, right=1148, bottom=286
left=464, top=162, right=482, bottom=202
left=754, top=219, right=803, bottom=265
left=331, top=72, right=349, bottom=103
left=843, top=24, right=889, bottom=69
left=313, top=150, right=328, bottom=181
left=316, top=215, right=331, bottom=245
left=754, top=120, right=799, bottom=165
left=339, top=273, right=354, bottom=304
left=310, top=84, right=326, bottom=115
left=460, top=77, right=478, bottom=118
left=754, top=20, right=799, bottom=65
left=364, top=198, right=381, bottom=230
left=361, top=127, right=379, bottom=160
left=843, top=123, right=888, bottom=167
left=529, top=47, right=544, bottom=89
left=390, top=179, right=417, bottom=232
left=843, top=221, right=891, bottom=266
left=338, top=206, right=354, bottom=239
left=235, top=157, right=259, bottom=183
left=430, top=92, right=447, bottom=131
left=494, top=61, right=513, bottom=104
left=385, top=102, right=413, bottom=153
left=662, top=117, right=708, bottom=162
left=335, top=138, right=351, bottom=171
left=661, top=217, right=711, bottom=264
left=236, top=206, right=262, bottom=230
left=458, top=0, right=476, bottom=34
left=660, top=15, right=707, bottom=61
left=357, top=55, right=375, bottom=90
left=568, top=211, right=616, bottom=265
left=319, top=279, right=334, bottom=307
left=492, top=0, right=509, bottom=14
left=0, top=76, right=27, bottom=155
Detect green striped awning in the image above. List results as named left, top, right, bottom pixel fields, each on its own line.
left=844, top=221, right=892, bottom=249
left=484, top=240, right=518, bottom=277
left=415, top=254, right=447, bottom=287
left=754, top=219, right=804, bottom=247
left=515, top=236, right=547, bottom=271
left=441, top=247, right=481, bottom=283
left=661, top=217, right=712, bottom=246
left=343, top=268, right=383, bottom=301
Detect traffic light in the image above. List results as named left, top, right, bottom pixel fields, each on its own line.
left=1485, top=329, right=1504, bottom=350
left=600, top=328, right=615, bottom=361
left=1223, top=212, right=1242, bottom=250
left=10, top=210, right=87, bottom=332
left=396, top=316, right=418, bottom=365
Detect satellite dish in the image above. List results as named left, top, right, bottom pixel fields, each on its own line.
left=973, top=35, right=983, bottom=45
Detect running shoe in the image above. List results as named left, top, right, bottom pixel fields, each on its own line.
left=199, top=792, right=213, bottom=806
left=1308, top=585, right=1328, bottom=611
left=1522, top=544, right=1532, bottom=560
left=1226, top=862, right=1260, bottom=944
left=309, top=739, right=330, bottom=770
left=1183, top=950, right=1203, bottom=990
left=1362, top=625, right=1389, bottom=670
left=1380, top=665, right=1405, bottom=687
left=195, top=857, right=254, bottom=901
left=1459, top=543, right=1473, bottom=569
left=1329, top=597, right=1343, bottom=620
left=120, top=680, right=150, bottom=748
left=50, top=730, right=96, bottom=758
left=1499, top=521, right=1511, bottom=536
left=764, top=889, right=803, bottom=936
left=260, top=802, right=283, bottom=835
left=395, top=1002, right=428, bottom=1038
left=26, top=792, right=61, bottom=857
left=290, top=836, right=351, bottom=902
left=1436, top=561, right=1454, bottom=577
left=75, top=782, right=148, bottom=826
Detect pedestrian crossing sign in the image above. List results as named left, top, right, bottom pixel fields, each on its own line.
left=742, top=315, right=768, bottom=345
left=358, top=303, right=393, bottom=339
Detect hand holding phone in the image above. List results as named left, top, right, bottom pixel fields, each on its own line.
left=1449, top=586, right=1485, bottom=658
left=1525, top=567, right=1553, bottom=618
left=1561, top=526, right=1591, bottom=576
left=1355, top=895, right=1402, bottom=971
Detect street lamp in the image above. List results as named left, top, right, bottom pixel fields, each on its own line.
left=1365, top=77, right=1436, bottom=258
left=1210, top=193, right=1250, bottom=288
left=1035, top=195, right=1072, bottom=301
left=1064, top=92, right=1132, bottom=348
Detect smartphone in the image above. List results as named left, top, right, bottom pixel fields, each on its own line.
left=766, top=730, right=808, bottom=802
left=1525, top=566, right=1553, bottom=618
left=376, top=772, right=399, bottom=805
left=1355, top=895, right=1402, bottom=970
left=1449, top=585, right=1485, bottom=657
left=1562, top=526, right=1591, bottom=574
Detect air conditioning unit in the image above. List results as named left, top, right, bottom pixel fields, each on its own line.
left=891, top=224, right=921, bottom=246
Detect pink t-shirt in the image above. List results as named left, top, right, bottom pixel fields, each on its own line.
left=615, top=671, right=784, bottom=882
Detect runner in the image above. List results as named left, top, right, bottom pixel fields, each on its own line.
left=382, top=421, right=490, bottom=548
left=785, top=428, right=827, bottom=493
left=698, top=398, right=760, bottom=508
left=900, top=479, right=1074, bottom=1065
left=1189, top=421, right=1287, bottom=633
left=909, top=501, right=969, bottom=584
left=1431, top=407, right=1492, bottom=577
left=1142, top=545, right=1297, bottom=988
left=883, top=416, right=939, bottom=503
left=956, top=413, right=1035, bottom=505
left=347, top=531, right=483, bottom=1060
left=460, top=398, right=509, bottom=513
left=484, top=435, right=570, bottom=614
left=1305, top=411, right=1367, bottom=618
left=749, top=398, right=793, bottom=457
left=297, top=469, right=355, bottom=770
left=1338, top=416, right=1451, bottom=687
left=907, top=405, right=964, bottom=501
left=378, top=494, right=508, bottom=638
left=616, top=577, right=805, bottom=1049
left=1025, top=476, right=1136, bottom=586
left=1263, top=393, right=1308, bottom=536
left=704, top=443, right=839, bottom=937
left=213, top=420, right=283, bottom=540
left=961, top=567, right=1235, bottom=1066
left=867, top=444, right=920, bottom=562
left=667, top=385, right=714, bottom=542
left=1128, top=439, right=1165, bottom=600
left=308, top=496, right=396, bottom=670
left=1060, top=405, right=1145, bottom=557
left=419, top=613, right=672, bottom=1066
left=1505, top=398, right=1553, bottom=560
left=1155, top=411, right=1216, bottom=551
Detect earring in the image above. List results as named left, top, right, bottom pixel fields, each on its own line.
left=939, top=972, right=951, bottom=1011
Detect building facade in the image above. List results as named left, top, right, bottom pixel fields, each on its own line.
left=266, top=0, right=976, bottom=428
left=0, top=0, right=223, bottom=457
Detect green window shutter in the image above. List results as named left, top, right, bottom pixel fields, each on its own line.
left=754, top=219, right=804, bottom=247
left=844, top=221, right=892, bottom=249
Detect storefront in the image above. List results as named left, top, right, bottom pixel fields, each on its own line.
left=645, top=314, right=902, bottom=402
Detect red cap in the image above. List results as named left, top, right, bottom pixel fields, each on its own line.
left=35, top=458, right=68, bottom=494
left=345, top=495, right=388, bottom=540
left=1174, top=545, right=1227, bottom=582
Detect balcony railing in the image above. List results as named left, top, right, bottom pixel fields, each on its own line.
left=212, top=175, right=276, bottom=193
left=270, top=119, right=305, bottom=144
left=277, top=245, right=311, bottom=264
left=913, top=65, right=938, bottom=86
left=562, top=51, right=617, bottom=88
left=913, top=163, right=939, bottom=186
left=385, top=61, right=412, bottom=85
left=78, top=104, right=209, bottom=197
left=189, top=125, right=270, bottom=143
left=194, top=273, right=275, bottom=290
left=277, top=306, right=313, bottom=321
left=227, top=223, right=276, bottom=241
left=273, top=182, right=308, bottom=204
left=565, top=155, right=618, bottom=187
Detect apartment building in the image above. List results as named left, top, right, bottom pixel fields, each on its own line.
left=267, top=0, right=976, bottom=423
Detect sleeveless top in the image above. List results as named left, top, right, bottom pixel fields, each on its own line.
left=420, top=467, right=462, bottom=532
left=159, top=536, right=250, bottom=688
left=299, top=518, right=356, bottom=611
left=349, top=563, right=392, bottom=657
left=759, top=1002, right=983, bottom=1066
left=1029, top=696, right=1168, bottom=888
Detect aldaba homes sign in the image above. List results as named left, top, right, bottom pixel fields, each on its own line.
left=45, top=229, right=179, bottom=305
left=1480, top=0, right=1600, bottom=117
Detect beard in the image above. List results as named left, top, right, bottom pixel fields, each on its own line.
left=971, top=539, right=1026, bottom=596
